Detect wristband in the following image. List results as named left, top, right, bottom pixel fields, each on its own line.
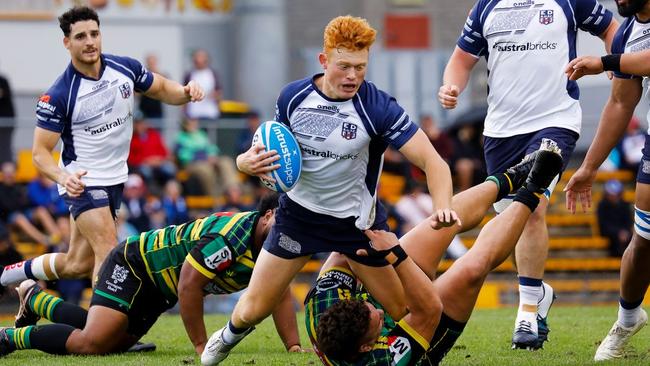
left=386, top=245, right=409, bottom=268
left=601, top=54, right=621, bottom=73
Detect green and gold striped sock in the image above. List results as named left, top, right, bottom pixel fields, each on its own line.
left=5, top=326, right=34, bottom=350
left=29, top=290, right=63, bottom=321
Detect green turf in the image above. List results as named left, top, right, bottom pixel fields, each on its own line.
left=1, top=306, right=649, bottom=365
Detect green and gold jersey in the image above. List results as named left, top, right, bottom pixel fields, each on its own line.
left=124, top=211, right=259, bottom=303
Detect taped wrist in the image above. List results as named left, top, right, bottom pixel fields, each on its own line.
left=601, top=54, right=621, bottom=72
left=387, top=245, right=408, bottom=268
left=366, top=244, right=409, bottom=267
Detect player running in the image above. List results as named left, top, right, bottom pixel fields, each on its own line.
left=0, top=194, right=307, bottom=357
left=439, top=0, right=617, bottom=350
left=0, top=6, right=204, bottom=291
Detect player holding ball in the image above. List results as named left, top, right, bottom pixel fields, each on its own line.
left=202, top=15, right=460, bottom=365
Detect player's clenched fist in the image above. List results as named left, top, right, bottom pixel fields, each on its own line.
left=438, top=84, right=460, bottom=109
left=184, top=80, right=205, bottom=102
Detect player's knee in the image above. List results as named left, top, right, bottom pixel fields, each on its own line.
left=527, top=206, right=546, bottom=226
left=461, top=258, right=490, bottom=289
left=235, top=296, right=271, bottom=326
left=69, top=332, right=112, bottom=355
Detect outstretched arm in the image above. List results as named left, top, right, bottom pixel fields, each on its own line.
left=143, top=72, right=205, bottom=105
left=399, top=129, right=460, bottom=229
left=271, top=288, right=307, bottom=352
left=565, top=77, right=642, bottom=213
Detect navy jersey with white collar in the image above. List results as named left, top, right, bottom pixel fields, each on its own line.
left=274, top=75, right=418, bottom=230
left=35, top=53, right=154, bottom=194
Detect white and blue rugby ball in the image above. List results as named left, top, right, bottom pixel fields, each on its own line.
left=252, top=121, right=302, bottom=192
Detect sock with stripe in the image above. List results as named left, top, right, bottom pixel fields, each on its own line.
left=222, top=320, right=252, bottom=345
left=30, top=290, right=87, bottom=328
left=486, top=173, right=513, bottom=202
left=5, top=324, right=75, bottom=354
left=1, top=254, right=60, bottom=286
left=618, top=297, right=643, bottom=328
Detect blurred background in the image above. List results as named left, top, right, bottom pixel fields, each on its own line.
left=0, top=0, right=645, bottom=313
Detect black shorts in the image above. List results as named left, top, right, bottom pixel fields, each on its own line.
left=91, top=239, right=175, bottom=338
left=263, top=195, right=390, bottom=267
left=62, top=184, right=124, bottom=220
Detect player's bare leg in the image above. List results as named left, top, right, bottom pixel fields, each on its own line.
left=595, top=183, right=650, bottom=361
left=201, top=250, right=310, bottom=365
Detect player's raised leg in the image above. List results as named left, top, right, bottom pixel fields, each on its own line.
left=594, top=182, right=650, bottom=361
left=421, top=148, right=563, bottom=365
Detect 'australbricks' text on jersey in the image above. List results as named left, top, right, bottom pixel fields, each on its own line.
left=457, top=0, right=613, bottom=138
left=35, top=54, right=154, bottom=194
left=274, top=75, right=418, bottom=230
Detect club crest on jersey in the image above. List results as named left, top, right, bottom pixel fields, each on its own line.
left=341, top=122, right=357, bottom=140
left=539, top=10, right=553, bottom=25
left=119, top=82, right=131, bottom=99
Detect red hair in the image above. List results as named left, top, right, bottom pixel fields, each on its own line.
left=323, top=15, right=376, bottom=53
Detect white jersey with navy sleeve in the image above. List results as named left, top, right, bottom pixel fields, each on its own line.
left=274, top=75, right=418, bottom=230
left=36, top=54, right=154, bottom=194
left=610, top=17, right=650, bottom=134
left=458, top=0, right=613, bottom=138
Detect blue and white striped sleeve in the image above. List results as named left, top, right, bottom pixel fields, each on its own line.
left=574, top=0, right=613, bottom=36
left=611, top=22, right=637, bottom=80
left=105, top=55, right=154, bottom=92
left=457, top=3, right=488, bottom=58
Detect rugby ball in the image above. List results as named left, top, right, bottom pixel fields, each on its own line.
left=252, top=121, right=302, bottom=192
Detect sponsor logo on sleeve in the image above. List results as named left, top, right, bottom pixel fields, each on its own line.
left=388, top=335, right=412, bottom=364
left=204, top=246, right=232, bottom=271
left=37, top=95, right=56, bottom=113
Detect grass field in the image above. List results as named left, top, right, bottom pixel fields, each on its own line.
left=1, top=306, right=650, bottom=365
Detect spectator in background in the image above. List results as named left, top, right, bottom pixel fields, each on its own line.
left=421, top=115, right=453, bottom=162
left=115, top=203, right=138, bottom=243
left=597, top=179, right=633, bottom=257
left=0, top=222, right=21, bottom=268
left=237, top=111, right=261, bottom=155
left=621, top=116, right=645, bottom=173
left=219, top=185, right=255, bottom=213
left=121, top=174, right=152, bottom=233
left=395, top=181, right=468, bottom=259
left=27, top=173, right=71, bottom=245
left=0, top=67, right=15, bottom=163
left=175, top=118, right=238, bottom=197
left=184, top=49, right=222, bottom=121
left=0, top=162, right=62, bottom=247
left=161, top=179, right=190, bottom=225
left=128, top=112, right=176, bottom=191
left=450, top=124, right=486, bottom=192
left=138, top=54, right=164, bottom=119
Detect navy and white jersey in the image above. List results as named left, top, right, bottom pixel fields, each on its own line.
left=458, top=0, right=613, bottom=138
left=611, top=16, right=650, bottom=134
left=36, top=54, right=154, bottom=194
left=274, top=75, right=418, bottom=230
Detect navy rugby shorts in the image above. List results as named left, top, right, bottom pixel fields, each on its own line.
left=263, top=194, right=390, bottom=267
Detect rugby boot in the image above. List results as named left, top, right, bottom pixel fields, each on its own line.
left=0, top=328, right=15, bottom=357
left=595, top=309, right=648, bottom=361
left=201, top=325, right=254, bottom=365
left=14, top=280, right=41, bottom=328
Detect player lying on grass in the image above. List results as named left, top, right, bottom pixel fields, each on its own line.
left=202, top=144, right=563, bottom=365
left=0, top=193, right=307, bottom=357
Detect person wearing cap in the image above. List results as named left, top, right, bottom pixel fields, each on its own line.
left=597, top=179, right=633, bottom=257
